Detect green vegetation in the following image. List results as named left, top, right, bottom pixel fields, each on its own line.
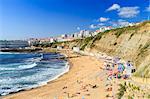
left=73, top=30, right=110, bottom=50
left=138, top=21, right=150, bottom=27
left=113, top=24, right=138, bottom=38
left=128, top=95, right=133, bottom=99
left=117, top=82, right=141, bottom=99
left=114, top=28, right=125, bottom=38
left=117, top=83, right=126, bottom=99
left=120, top=81, right=150, bottom=99
left=33, top=40, right=73, bottom=48
left=138, top=41, right=150, bottom=57
left=134, top=64, right=150, bottom=78
left=80, top=36, right=94, bottom=50
left=125, top=25, right=137, bottom=31
left=141, top=42, right=150, bottom=50
left=148, top=94, right=150, bottom=98
left=138, top=44, right=143, bottom=49
left=88, top=30, right=111, bottom=48
left=95, top=30, right=110, bottom=40
left=33, top=42, right=53, bottom=48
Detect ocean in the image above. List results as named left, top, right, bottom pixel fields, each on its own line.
left=0, top=52, right=69, bottom=96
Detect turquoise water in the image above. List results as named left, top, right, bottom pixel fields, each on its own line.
left=0, top=52, right=69, bottom=96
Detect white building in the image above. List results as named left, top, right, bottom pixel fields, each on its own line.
left=74, top=30, right=92, bottom=38
left=50, top=38, right=55, bottom=43
left=73, top=47, right=80, bottom=52
left=99, top=26, right=112, bottom=32
left=57, top=46, right=63, bottom=50
left=61, top=34, right=67, bottom=38
left=84, top=30, right=91, bottom=37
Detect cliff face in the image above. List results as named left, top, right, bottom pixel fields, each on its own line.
left=70, top=21, right=150, bottom=78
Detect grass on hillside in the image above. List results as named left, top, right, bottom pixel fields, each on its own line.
left=138, top=41, right=150, bottom=56
left=134, top=64, right=150, bottom=78
left=80, top=36, right=94, bottom=50
left=88, top=30, right=111, bottom=48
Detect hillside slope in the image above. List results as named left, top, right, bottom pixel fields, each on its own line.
left=70, top=21, right=150, bottom=78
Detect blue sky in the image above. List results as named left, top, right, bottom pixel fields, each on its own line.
left=0, top=0, right=149, bottom=40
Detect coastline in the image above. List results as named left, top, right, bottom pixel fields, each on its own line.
left=0, top=49, right=70, bottom=97
left=3, top=49, right=106, bottom=99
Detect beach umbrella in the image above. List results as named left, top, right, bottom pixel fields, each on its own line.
left=118, top=63, right=125, bottom=72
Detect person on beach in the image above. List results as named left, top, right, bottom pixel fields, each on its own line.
left=126, top=61, right=133, bottom=77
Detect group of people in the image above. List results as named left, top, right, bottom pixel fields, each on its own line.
left=100, top=57, right=136, bottom=98
left=104, top=57, right=135, bottom=80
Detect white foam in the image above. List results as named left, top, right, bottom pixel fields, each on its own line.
left=0, top=52, right=23, bottom=54
left=0, top=63, right=37, bottom=71
left=33, top=61, right=70, bottom=88
left=0, top=53, right=70, bottom=96
left=0, top=61, right=70, bottom=96
left=18, top=63, right=37, bottom=69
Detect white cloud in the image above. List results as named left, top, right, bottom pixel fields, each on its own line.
left=106, top=4, right=140, bottom=18
left=117, top=19, right=130, bottom=26
left=118, top=7, right=140, bottom=18
left=110, top=19, right=131, bottom=27
left=106, top=4, right=120, bottom=11
left=99, top=17, right=109, bottom=22
left=146, top=6, right=150, bottom=12
left=89, top=24, right=97, bottom=29
left=98, top=23, right=105, bottom=26
left=90, top=23, right=105, bottom=29
left=77, top=27, right=80, bottom=30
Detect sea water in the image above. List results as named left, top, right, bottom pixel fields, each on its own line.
left=0, top=52, right=69, bottom=96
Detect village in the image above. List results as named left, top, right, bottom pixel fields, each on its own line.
left=28, top=22, right=139, bottom=46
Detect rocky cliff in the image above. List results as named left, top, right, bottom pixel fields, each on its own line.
left=69, top=21, right=150, bottom=78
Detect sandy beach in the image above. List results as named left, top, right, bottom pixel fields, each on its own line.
left=4, top=50, right=106, bottom=99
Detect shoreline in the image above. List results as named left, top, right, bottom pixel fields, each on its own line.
left=0, top=50, right=70, bottom=97
left=3, top=49, right=106, bottom=99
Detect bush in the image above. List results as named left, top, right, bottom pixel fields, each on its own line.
left=117, top=83, right=126, bottom=99
left=114, top=28, right=124, bottom=38
left=80, top=36, right=94, bottom=50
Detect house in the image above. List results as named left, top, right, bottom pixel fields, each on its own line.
left=73, top=47, right=80, bottom=52
left=57, top=46, right=63, bottom=50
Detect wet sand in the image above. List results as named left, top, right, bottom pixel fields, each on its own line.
left=4, top=50, right=106, bottom=99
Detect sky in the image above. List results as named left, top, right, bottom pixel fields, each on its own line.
left=0, top=0, right=150, bottom=40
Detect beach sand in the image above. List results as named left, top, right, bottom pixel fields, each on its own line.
left=4, top=50, right=106, bottom=99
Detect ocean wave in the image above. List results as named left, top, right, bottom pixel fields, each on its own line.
left=0, top=52, right=20, bottom=54
left=0, top=61, right=70, bottom=96
left=0, top=53, right=70, bottom=96
left=24, top=57, right=42, bottom=63
left=0, top=63, right=37, bottom=71
left=18, top=63, right=37, bottom=69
